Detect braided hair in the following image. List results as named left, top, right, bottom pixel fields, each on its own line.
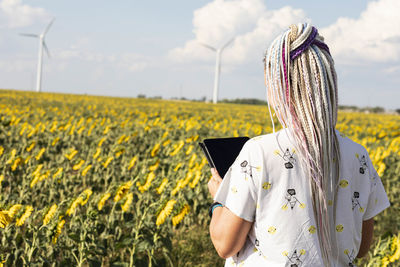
left=264, top=22, right=341, bottom=266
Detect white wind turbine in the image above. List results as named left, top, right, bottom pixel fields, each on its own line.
left=199, top=37, right=234, bottom=104
left=20, top=18, right=55, bottom=93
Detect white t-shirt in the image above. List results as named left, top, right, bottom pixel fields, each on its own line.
left=213, top=128, right=390, bottom=267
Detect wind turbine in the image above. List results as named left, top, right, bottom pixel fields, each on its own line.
left=199, top=37, right=234, bottom=104
left=20, top=18, right=55, bottom=93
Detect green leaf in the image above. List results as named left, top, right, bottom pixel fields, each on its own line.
left=67, top=233, right=80, bottom=243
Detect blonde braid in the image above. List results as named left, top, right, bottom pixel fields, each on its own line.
left=264, top=22, right=341, bottom=266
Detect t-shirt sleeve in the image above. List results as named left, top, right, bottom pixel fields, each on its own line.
left=213, top=139, right=258, bottom=222
left=363, top=151, right=391, bottom=220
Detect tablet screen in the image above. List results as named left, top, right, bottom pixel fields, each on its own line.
left=202, top=136, right=250, bottom=178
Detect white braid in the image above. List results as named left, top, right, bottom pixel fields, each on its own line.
left=264, top=22, right=341, bottom=267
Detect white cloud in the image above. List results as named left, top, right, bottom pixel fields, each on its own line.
left=0, top=0, right=50, bottom=28
left=170, top=0, right=400, bottom=67
left=116, top=53, right=150, bottom=72
left=57, top=50, right=108, bottom=63
left=56, top=46, right=150, bottom=72
left=321, top=0, right=400, bottom=63
left=56, top=38, right=110, bottom=63
left=53, top=36, right=150, bottom=71
left=192, top=0, right=266, bottom=45
left=383, top=65, right=400, bottom=74
left=0, top=58, right=35, bottom=72
left=226, top=6, right=307, bottom=64
left=168, top=0, right=306, bottom=67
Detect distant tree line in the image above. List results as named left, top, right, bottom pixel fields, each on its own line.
left=338, top=105, right=386, bottom=113
left=219, top=98, right=267, bottom=105
left=137, top=94, right=162, bottom=99
left=137, top=94, right=398, bottom=114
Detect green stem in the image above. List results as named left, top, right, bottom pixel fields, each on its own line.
left=71, top=250, right=80, bottom=266
left=107, top=202, right=117, bottom=227
left=27, top=231, right=37, bottom=263
left=77, top=222, right=87, bottom=267
left=78, top=241, right=85, bottom=267
left=27, top=225, right=44, bottom=263
left=129, top=247, right=136, bottom=267
left=129, top=202, right=158, bottom=267
left=147, top=249, right=153, bottom=267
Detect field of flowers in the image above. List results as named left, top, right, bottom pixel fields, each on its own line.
left=0, top=89, right=399, bottom=266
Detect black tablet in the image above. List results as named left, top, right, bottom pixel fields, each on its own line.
left=198, top=136, right=250, bottom=178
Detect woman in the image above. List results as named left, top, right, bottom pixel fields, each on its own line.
left=207, top=23, right=390, bottom=266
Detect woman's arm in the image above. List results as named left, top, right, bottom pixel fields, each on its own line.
left=357, top=218, right=374, bottom=258
left=208, top=168, right=253, bottom=259
left=209, top=205, right=253, bottom=259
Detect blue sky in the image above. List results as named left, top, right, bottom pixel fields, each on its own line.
left=0, top=0, right=399, bottom=109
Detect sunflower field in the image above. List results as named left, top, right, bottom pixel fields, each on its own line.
left=0, top=89, right=399, bottom=266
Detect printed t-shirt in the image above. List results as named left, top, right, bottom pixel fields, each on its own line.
left=213, top=129, right=390, bottom=266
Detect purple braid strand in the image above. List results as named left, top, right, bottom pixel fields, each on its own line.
left=290, top=27, right=318, bottom=61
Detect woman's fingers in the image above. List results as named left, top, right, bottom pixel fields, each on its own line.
left=211, top=168, right=222, bottom=180
left=208, top=168, right=222, bottom=198
left=210, top=168, right=216, bottom=179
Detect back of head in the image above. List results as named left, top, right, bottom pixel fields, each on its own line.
left=264, top=22, right=341, bottom=266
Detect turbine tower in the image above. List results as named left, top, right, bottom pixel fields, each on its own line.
left=199, top=37, right=234, bottom=104
left=20, top=18, right=55, bottom=92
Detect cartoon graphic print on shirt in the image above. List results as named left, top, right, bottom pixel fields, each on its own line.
left=283, top=249, right=306, bottom=266
left=282, top=189, right=305, bottom=210
left=213, top=130, right=391, bottom=267
left=275, top=148, right=296, bottom=169
left=355, top=153, right=368, bottom=174
left=371, top=172, right=377, bottom=186
left=239, top=160, right=258, bottom=180
left=351, top=192, right=364, bottom=212
left=344, top=249, right=356, bottom=266
left=253, top=238, right=264, bottom=257
left=262, top=181, right=272, bottom=190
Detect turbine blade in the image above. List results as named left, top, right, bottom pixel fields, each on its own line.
left=221, top=37, right=235, bottom=50
left=198, top=42, right=216, bottom=52
left=43, top=42, right=51, bottom=58
left=19, top=33, right=39, bottom=38
left=43, top=17, right=55, bottom=35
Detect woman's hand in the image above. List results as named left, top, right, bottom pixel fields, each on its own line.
left=208, top=168, right=223, bottom=199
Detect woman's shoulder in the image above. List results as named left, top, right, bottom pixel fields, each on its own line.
left=250, top=129, right=286, bottom=143
left=249, top=132, right=275, bottom=143
left=248, top=129, right=370, bottom=157
left=335, top=129, right=369, bottom=154
left=247, top=131, right=280, bottom=152
left=249, top=129, right=294, bottom=149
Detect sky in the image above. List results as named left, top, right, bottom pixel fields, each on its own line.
left=0, top=0, right=399, bottom=109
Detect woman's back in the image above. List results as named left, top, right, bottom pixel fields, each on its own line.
left=214, top=128, right=390, bottom=266
left=208, top=22, right=390, bottom=267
